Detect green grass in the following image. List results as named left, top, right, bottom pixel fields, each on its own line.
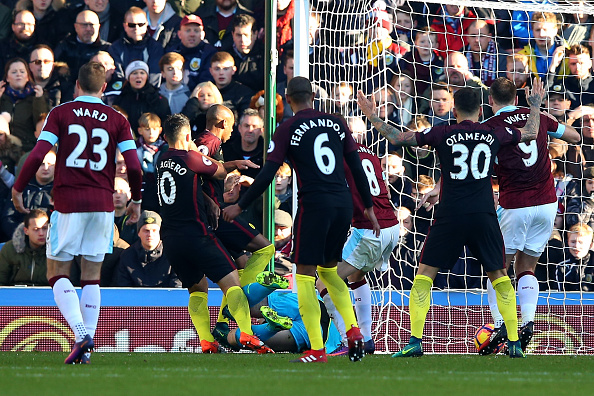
left=0, top=352, right=592, bottom=396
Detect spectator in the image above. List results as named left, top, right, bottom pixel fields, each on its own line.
left=565, top=104, right=594, bottom=178
left=222, top=108, right=263, bottom=179
left=70, top=224, right=130, bottom=287
left=506, top=53, right=531, bottom=108
left=381, top=152, right=414, bottom=212
left=182, top=81, right=223, bottom=137
left=136, top=112, right=167, bottom=212
left=325, top=82, right=355, bottom=117
left=90, top=51, right=124, bottom=106
left=0, top=209, right=48, bottom=286
left=347, top=116, right=367, bottom=146
left=0, top=57, right=49, bottom=151
left=15, top=0, right=68, bottom=47
left=401, top=115, right=440, bottom=182
left=248, top=89, right=284, bottom=125
left=114, top=60, right=171, bottom=133
left=117, top=210, right=181, bottom=287
left=113, top=176, right=138, bottom=246
left=108, top=6, right=165, bottom=86
left=158, top=52, right=190, bottom=114
left=79, top=0, right=125, bottom=43
left=562, top=2, right=594, bottom=47
left=196, top=0, right=253, bottom=48
left=166, top=14, right=217, bottom=91
left=115, top=148, right=129, bottom=182
left=429, top=4, right=478, bottom=58
left=28, top=45, right=72, bottom=108
left=223, top=13, right=265, bottom=92
left=0, top=116, right=23, bottom=177
left=565, top=166, right=594, bottom=229
left=1, top=150, right=54, bottom=239
left=562, top=44, right=594, bottom=109
left=519, top=12, right=568, bottom=80
left=411, top=174, right=436, bottom=236
left=54, top=10, right=111, bottom=86
left=0, top=10, right=41, bottom=76
left=144, top=0, right=182, bottom=49
left=399, top=26, right=445, bottom=99
left=390, top=73, right=417, bottom=130
left=0, top=3, right=10, bottom=42
left=209, top=51, right=255, bottom=122
left=275, top=162, right=292, bottom=215
left=552, top=223, right=594, bottom=292
left=393, top=3, right=416, bottom=47
left=275, top=0, right=293, bottom=57
left=274, top=208, right=293, bottom=276
left=14, top=111, right=44, bottom=178
left=464, top=19, right=507, bottom=87
left=425, top=82, right=455, bottom=127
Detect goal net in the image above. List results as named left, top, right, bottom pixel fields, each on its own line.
left=304, top=0, right=594, bottom=354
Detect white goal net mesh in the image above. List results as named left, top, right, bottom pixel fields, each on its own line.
left=305, top=0, right=594, bottom=354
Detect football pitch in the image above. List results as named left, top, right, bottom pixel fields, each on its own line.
left=0, top=352, right=592, bottom=396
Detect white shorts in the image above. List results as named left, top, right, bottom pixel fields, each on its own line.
left=342, top=224, right=400, bottom=272
left=498, top=202, right=557, bottom=257
left=47, top=211, right=114, bottom=262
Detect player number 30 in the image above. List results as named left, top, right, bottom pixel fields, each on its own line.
left=450, top=143, right=491, bottom=180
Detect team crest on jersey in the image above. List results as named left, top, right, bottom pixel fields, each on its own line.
left=385, top=53, right=394, bottom=66
left=189, top=57, right=201, bottom=71
left=112, top=81, right=123, bottom=90
left=435, top=67, right=443, bottom=75
left=268, top=141, right=275, bottom=153
left=197, top=145, right=209, bottom=155
left=202, top=156, right=212, bottom=165
left=505, top=127, right=514, bottom=134
left=422, top=127, right=431, bottom=134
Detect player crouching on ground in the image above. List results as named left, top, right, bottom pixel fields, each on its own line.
left=155, top=114, right=272, bottom=354
left=357, top=77, right=546, bottom=358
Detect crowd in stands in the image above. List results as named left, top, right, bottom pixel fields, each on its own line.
left=0, top=0, right=593, bottom=293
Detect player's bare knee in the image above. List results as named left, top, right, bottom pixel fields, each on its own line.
left=80, top=256, right=103, bottom=280
left=46, top=258, right=73, bottom=279
left=217, top=270, right=241, bottom=293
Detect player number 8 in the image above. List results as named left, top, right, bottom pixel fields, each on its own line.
left=361, top=158, right=381, bottom=196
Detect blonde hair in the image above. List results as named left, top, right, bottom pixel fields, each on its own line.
left=568, top=223, right=594, bottom=239
left=190, top=81, right=223, bottom=102
left=138, top=113, right=161, bottom=129
left=276, top=162, right=292, bottom=178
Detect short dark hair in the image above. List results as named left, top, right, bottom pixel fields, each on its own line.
left=163, top=114, right=190, bottom=143
left=78, top=61, right=106, bottom=93
left=286, top=76, right=313, bottom=104
left=29, top=44, right=54, bottom=62
left=24, top=209, right=48, bottom=228
left=231, top=13, right=256, bottom=32
left=453, top=87, right=481, bottom=115
left=489, top=77, right=517, bottom=106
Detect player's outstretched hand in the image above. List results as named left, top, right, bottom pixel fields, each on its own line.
left=417, top=184, right=440, bottom=211
left=222, top=204, right=242, bottom=222
left=356, top=90, right=377, bottom=119
left=203, top=193, right=221, bottom=230
left=125, top=202, right=142, bottom=225
left=364, top=207, right=381, bottom=237
left=234, top=159, right=259, bottom=171
left=527, top=77, right=545, bottom=107
left=11, top=188, right=29, bottom=214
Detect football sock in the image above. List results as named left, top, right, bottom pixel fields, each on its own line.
left=188, top=292, right=214, bottom=342
left=242, top=282, right=274, bottom=307
left=487, top=279, right=504, bottom=328
left=251, top=323, right=277, bottom=342
left=52, top=277, right=87, bottom=342
left=351, top=280, right=372, bottom=342
left=517, top=272, right=538, bottom=326
left=79, top=281, right=100, bottom=338
left=409, top=275, right=433, bottom=339
left=240, top=244, right=274, bottom=287
left=216, top=296, right=229, bottom=324
left=321, top=289, right=347, bottom=343
left=317, top=266, right=357, bottom=329
left=226, top=286, right=253, bottom=335
left=492, top=276, right=519, bottom=342
left=296, top=274, right=324, bottom=350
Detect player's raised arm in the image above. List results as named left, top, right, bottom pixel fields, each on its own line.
left=518, top=78, right=545, bottom=142
left=356, top=90, right=418, bottom=146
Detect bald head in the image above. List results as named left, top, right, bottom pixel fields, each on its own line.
left=75, top=10, right=100, bottom=44
left=206, top=104, right=235, bottom=142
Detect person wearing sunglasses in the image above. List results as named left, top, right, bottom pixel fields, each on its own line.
left=108, top=6, right=164, bottom=87
left=28, top=44, right=73, bottom=108
left=54, top=10, right=111, bottom=87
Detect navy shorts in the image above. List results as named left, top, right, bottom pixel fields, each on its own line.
left=214, top=217, right=260, bottom=258
left=292, top=205, right=352, bottom=266
left=420, top=212, right=505, bottom=273
left=162, top=233, right=236, bottom=288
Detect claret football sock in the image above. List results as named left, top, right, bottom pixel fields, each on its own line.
left=317, top=266, right=357, bottom=329
left=487, top=279, right=504, bottom=328
left=188, top=292, right=215, bottom=342
left=296, top=274, right=324, bottom=350
left=350, top=280, right=372, bottom=341
left=80, top=281, right=100, bottom=338
left=226, top=286, right=253, bottom=335
left=517, top=272, right=538, bottom=326
left=409, top=275, right=433, bottom=339
left=51, top=276, right=87, bottom=342
left=240, top=244, right=274, bottom=287
left=492, top=276, right=519, bottom=342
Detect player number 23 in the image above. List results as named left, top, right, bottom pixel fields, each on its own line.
left=65, top=124, right=109, bottom=171
left=450, top=143, right=491, bottom=180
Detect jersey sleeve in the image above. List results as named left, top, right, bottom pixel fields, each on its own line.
left=266, top=123, right=291, bottom=163
left=415, top=126, right=438, bottom=146
left=115, top=116, right=136, bottom=152
left=494, top=126, right=521, bottom=146
left=186, top=151, right=219, bottom=177
left=544, top=114, right=563, bottom=138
